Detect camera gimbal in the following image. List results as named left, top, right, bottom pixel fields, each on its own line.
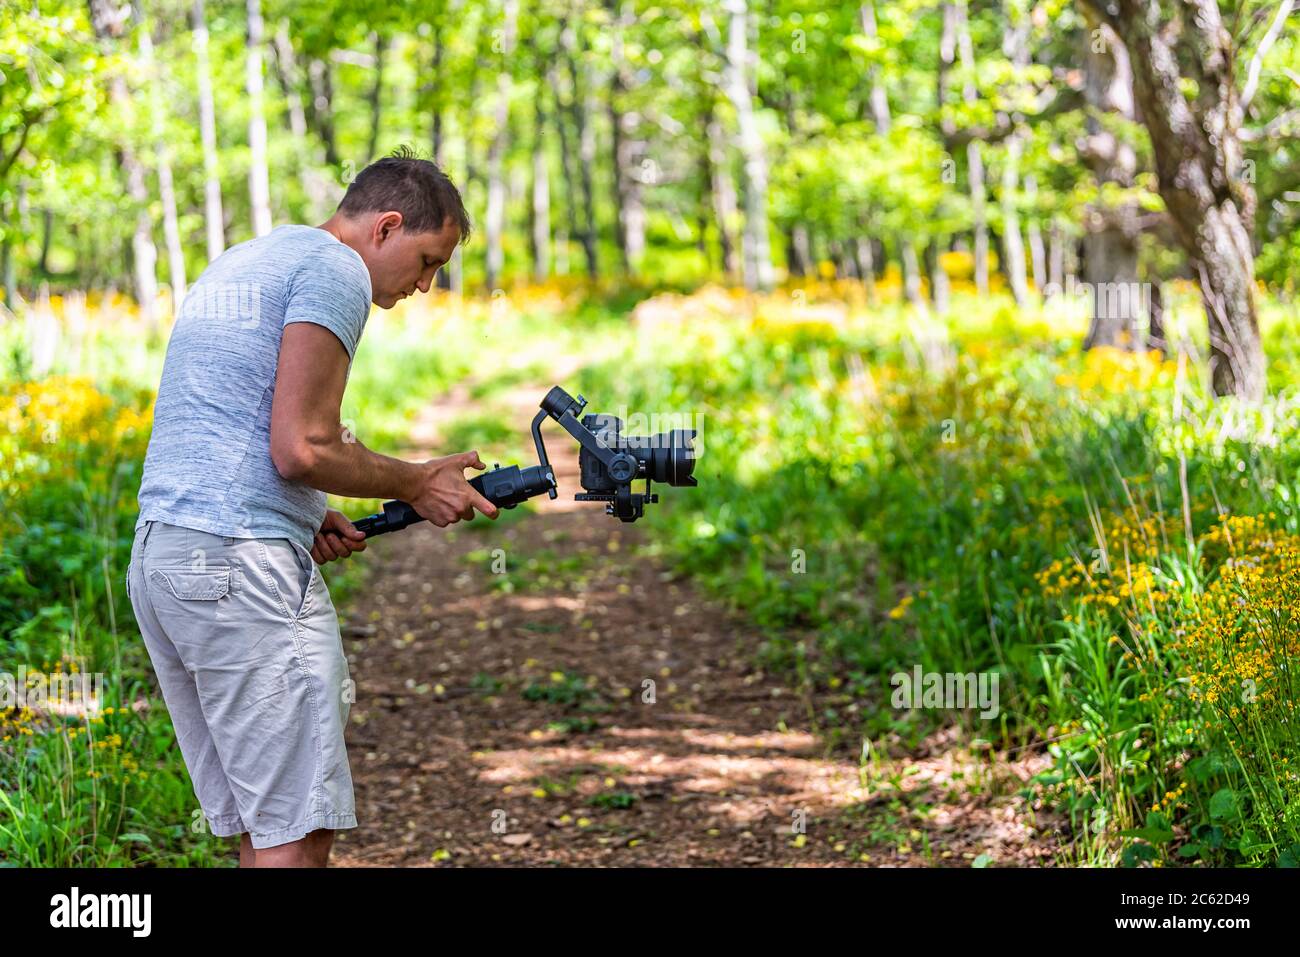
left=352, top=385, right=697, bottom=537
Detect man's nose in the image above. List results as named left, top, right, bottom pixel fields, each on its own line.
left=417, top=274, right=433, bottom=293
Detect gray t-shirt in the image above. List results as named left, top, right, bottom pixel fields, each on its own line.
left=136, top=224, right=372, bottom=550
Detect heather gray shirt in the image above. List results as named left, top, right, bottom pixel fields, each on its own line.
left=136, top=225, right=372, bottom=550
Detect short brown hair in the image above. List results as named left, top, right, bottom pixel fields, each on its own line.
left=337, top=146, right=471, bottom=241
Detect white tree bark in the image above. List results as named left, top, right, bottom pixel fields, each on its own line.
left=956, top=2, right=988, bottom=294
left=485, top=0, right=517, bottom=290
left=723, top=0, right=773, bottom=291
left=246, top=0, right=273, bottom=237
left=193, top=0, right=225, bottom=262
left=139, top=9, right=186, bottom=307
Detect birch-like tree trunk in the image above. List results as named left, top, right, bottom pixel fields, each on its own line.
left=246, top=0, right=272, bottom=236
left=607, top=0, right=645, bottom=274
left=193, top=0, right=225, bottom=262
left=87, top=0, right=158, bottom=330
left=999, top=10, right=1030, bottom=306
left=1079, top=14, right=1143, bottom=349
left=705, top=99, right=739, bottom=282
left=955, top=1, right=988, bottom=294
left=138, top=4, right=186, bottom=307
left=485, top=0, right=517, bottom=290
left=724, top=0, right=774, bottom=291
left=863, top=1, right=924, bottom=313
left=1025, top=174, right=1046, bottom=293
left=270, top=21, right=331, bottom=222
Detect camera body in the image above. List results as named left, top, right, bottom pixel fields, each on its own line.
left=576, top=412, right=698, bottom=521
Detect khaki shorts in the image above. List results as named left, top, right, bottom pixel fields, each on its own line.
left=126, top=520, right=357, bottom=849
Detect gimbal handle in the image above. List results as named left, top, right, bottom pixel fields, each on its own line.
left=351, top=386, right=591, bottom=538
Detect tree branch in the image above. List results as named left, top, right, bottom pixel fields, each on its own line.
left=1242, top=0, right=1295, bottom=111
left=1241, top=106, right=1300, bottom=141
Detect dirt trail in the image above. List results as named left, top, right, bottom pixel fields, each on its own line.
left=329, top=378, right=1059, bottom=867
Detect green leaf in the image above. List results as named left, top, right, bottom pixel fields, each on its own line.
left=1209, top=788, right=1238, bottom=821
left=1119, top=827, right=1174, bottom=844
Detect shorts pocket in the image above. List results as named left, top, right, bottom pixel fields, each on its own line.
left=149, top=566, right=231, bottom=600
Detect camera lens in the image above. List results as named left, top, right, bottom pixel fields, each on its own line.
left=641, top=429, right=698, bottom=486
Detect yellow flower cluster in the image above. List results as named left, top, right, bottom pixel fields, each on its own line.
left=1174, top=515, right=1300, bottom=725
left=1054, top=345, right=1178, bottom=396
left=0, top=375, right=115, bottom=443
left=888, top=594, right=915, bottom=620
left=0, top=376, right=153, bottom=514
left=1035, top=511, right=1180, bottom=610
left=1151, top=780, right=1190, bottom=814
left=0, top=706, right=38, bottom=741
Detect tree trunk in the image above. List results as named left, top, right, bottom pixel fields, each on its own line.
left=193, top=0, right=226, bottom=262
left=366, top=31, right=386, bottom=161
left=2, top=192, right=16, bottom=306
left=788, top=225, right=812, bottom=277
left=529, top=90, right=551, bottom=281
left=306, top=58, right=341, bottom=169
left=927, top=240, right=950, bottom=314
left=271, top=21, right=330, bottom=222
left=1047, top=219, right=1064, bottom=297
left=999, top=12, right=1031, bottom=306
left=485, top=0, right=517, bottom=291
left=724, top=0, right=774, bottom=291
left=561, top=19, right=598, bottom=279
left=862, top=1, right=891, bottom=135
left=606, top=0, right=645, bottom=275
left=1079, top=14, right=1144, bottom=348
left=1081, top=222, right=1141, bottom=349
left=955, top=3, right=988, bottom=294
left=1098, top=0, right=1264, bottom=399
left=705, top=100, right=739, bottom=282
left=552, top=61, right=579, bottom=280
left=38, top=208, right=53, bottom=275
left=1000, top=134, right=1030, bottom=306
left=1025, top=175, right=1046, bottom=294
left=900, top=239, right=929, bottom=319
left=1148, top=281, right=1166, bottom=353
left=246, top=0, right=273, bottom=236
left=88, top=0, right=158, bottom=330
left=855, top=236, right=877, bottom=305
left=427, top=23, right=455, bottom=291
left=139, top=8, right=187, bottom=307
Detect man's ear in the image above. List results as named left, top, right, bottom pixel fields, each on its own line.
left=374, top=211, right=404, bottom=245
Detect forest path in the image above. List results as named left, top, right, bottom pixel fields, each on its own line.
left=329, top=359, right=1057, bottom=867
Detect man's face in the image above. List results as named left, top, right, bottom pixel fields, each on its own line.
left=363, top=212, right=460, bottom=308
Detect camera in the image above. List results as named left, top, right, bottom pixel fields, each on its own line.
left=353, top=385, right=698, bottom=536
left=575, top=411, right=698, bottom=521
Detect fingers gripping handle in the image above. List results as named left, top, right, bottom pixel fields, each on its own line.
left=351, top=463, right=557, bottom=538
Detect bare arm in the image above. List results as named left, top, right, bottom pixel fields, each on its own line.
left=269, top=321, right=498, bottom=527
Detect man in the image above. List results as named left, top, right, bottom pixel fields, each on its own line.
left=125, top=149, right=498, bottom=868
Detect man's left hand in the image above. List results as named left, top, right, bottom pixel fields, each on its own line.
left=311, top=509, right=367, bottom=564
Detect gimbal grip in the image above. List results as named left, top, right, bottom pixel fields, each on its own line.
left=350, top=464, right=555, bottom=538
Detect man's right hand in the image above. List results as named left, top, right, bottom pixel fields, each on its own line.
left=408, top=450, right=500, bottom=526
